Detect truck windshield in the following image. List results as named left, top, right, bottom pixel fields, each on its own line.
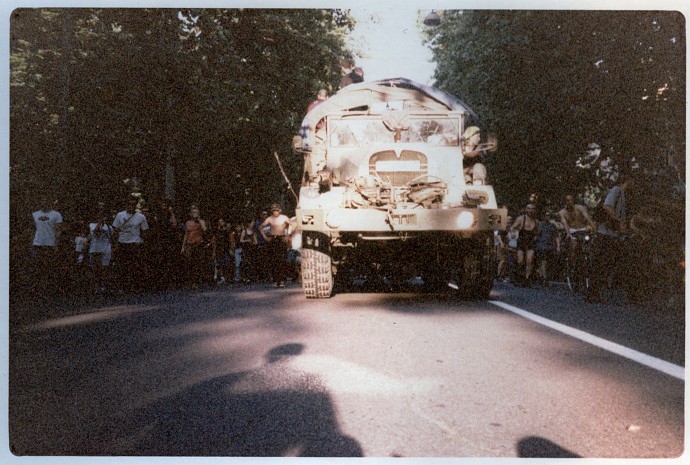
left=329, top=117, right=459, bottom=147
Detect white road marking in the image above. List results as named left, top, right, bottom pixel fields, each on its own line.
left=489, top=300, right=685, bottom=381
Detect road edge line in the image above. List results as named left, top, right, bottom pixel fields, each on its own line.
left=489, top=300, right=685, bottom=381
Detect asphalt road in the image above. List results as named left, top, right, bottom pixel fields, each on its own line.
left=7, top=280, right=685, bottom=459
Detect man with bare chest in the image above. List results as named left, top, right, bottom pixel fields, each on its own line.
left=559, top=194, right=595, bottom=258
left=259, top=203, right=292, bottom=287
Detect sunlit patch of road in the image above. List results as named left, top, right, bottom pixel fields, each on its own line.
left=287, top=354, right=439, bottom=395
left=18, top=304, right=162, bottom=332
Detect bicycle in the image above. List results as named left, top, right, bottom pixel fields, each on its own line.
left=564, top=229, right=594, bottom=293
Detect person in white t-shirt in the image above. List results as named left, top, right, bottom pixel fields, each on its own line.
left=112, top=197, right=149, bottom=292
left=32, top=199, right=63, bottom=248
left=113, top=198, right=149, bottom=244
left=31, top=199, right=63, bottom=294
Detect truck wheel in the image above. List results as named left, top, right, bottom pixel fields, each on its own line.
left=457, top=236, right=496, bottom=299
left=302, top=247, right=334, bottom=299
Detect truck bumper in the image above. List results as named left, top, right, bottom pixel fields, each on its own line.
left=297, top=206, right=507, bottom=235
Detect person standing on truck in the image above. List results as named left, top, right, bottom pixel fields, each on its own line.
left=259, top=203, right=292, bottom=288
left=461, top=126, right=487, bottom=185
left=307, top=89, right=328, bottom=113
left=339, top=58, right=363, bottom=88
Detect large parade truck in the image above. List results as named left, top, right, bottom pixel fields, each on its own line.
left=292, top=78, right=507, bottom=298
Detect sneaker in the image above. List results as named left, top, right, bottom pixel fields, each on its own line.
left=278, top=282, right=285, bottom=288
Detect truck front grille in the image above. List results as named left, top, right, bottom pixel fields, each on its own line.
left=369, top=150, right=428, bottom=186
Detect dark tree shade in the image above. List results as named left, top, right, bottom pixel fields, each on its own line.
left=10, top=8, right=355, bottom=227
left=425, top=10, right=685, bottom=212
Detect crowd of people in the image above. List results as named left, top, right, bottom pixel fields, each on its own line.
left=18, top=169, right=683, bottom=308
left=498, top=171, right=684, bottom=306
left=496, top=197, right=589, bottom=289
left=20, top=197, right=301, bottom=301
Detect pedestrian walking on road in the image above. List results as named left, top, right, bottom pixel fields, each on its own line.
left=511, top=203, right=541, bottom=286
left=211, top=218, right=232, bottom=285
left=259, top=203, right=292, bottom=288
left=586, top=171, right=638, bottom=303
left=87, top=208, right=115, bottom=293
left=239, top=219, right=258, bottom=282
left=113, top=196, right=149, bottom=293
left=181, top=205, right=209, bottom=291
left=31, top=198, right=63, bottom=296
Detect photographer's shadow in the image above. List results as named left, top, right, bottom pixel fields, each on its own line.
left=126, top=343, right=363, bottom=457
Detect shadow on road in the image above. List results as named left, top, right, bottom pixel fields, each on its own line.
left=517, top=436, right=581, bottom=458
left=102, top=344, right=361, bottom=457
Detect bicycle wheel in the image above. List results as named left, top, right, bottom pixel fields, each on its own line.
left=581, top=248, right=592, bottom=291
left=565, top=256, right=577, bottom=292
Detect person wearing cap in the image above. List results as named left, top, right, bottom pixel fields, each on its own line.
left=259, top=204, right=292, bottom=288
left=462, top=126, right=487, bottom=185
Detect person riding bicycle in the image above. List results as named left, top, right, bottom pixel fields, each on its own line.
left=558, top=194, right=596, bottom=262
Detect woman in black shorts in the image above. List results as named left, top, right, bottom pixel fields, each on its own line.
left=510, top=204, right=541, bottom=286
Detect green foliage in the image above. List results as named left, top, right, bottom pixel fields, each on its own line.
left=10, top=8, right=355, bottom=226
left=426, top=10, right=685, bottom=212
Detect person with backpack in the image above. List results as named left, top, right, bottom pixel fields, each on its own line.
left=586, top=172, right=638, bottom=303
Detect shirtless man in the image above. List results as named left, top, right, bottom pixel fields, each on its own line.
left=559, top=194, right=595, bottom=259
left=259, top=203, right=292, bottom=287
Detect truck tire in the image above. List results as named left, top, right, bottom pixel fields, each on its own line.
left=301, top=247, right=334, bottom=299
left=457, top=235, right=496, bottom=299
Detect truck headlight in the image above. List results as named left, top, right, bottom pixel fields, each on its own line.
left=456, top=211, right=476, bottom=229
left=325, top=210, right=343, bottom=228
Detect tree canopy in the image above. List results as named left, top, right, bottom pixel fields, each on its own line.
left=10, top=8, right=356, bottom=224
left=10, top=9, right=686, bottom=225
left=425, top=10, right=685, bottom=212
